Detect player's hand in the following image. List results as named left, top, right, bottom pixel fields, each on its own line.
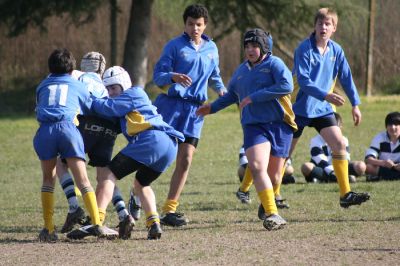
left=239, top=96, right=252, bottom=110
left=352, top=105, right=362, bottom=126
left=172, top=73, right=192, bottom=87
left=393, top=164, right=400, bottom=171
left=325, top=93, right=345, bottom=106
left=196, top=104, right=211, bottom=116
left=382, top=159, right=395, bottom=169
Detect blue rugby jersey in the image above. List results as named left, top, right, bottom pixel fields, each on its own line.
left=91, top=87, right=184, bottom=142
left=78, top=72, right=108, bottom=99
left=210, top=55, right=296, bottom=130
left=292, top=33, right=360, bottom=118
left=35, top=73, right=91, bottom=123
left=153, top=32, right=226, bottom=103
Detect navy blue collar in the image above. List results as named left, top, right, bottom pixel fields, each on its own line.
left=49, top=73, right=71, bottom=77
left=309, top=32, right=332, bottom=51
left=183, top=32, right=211, bottom=42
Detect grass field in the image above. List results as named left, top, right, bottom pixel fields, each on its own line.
left=0, top=97, right=399, bottom=265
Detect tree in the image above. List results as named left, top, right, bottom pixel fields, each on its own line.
left=0, top=0, right=154, bottom=87
left=0, top=0, right=104, bottom=37
left=200, top=0, right=318, bottom=60
left=122, top=0, right=154, bottom=87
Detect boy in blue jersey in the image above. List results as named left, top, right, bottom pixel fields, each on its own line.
left=70, top=66, right=184, bottom=240
left=153, top=4, right=226, bottom=226
left=33, top=49, right=113, bottom=242
left=56, top=53, right=129, bottom=239
left=290, top=8, right=370, bottom=208
left=197, top=28, right=296, bottom=230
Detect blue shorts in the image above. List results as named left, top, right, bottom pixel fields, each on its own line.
left=154, top=94, right=204, bottom=139
left=293, top=113, right=337, bottom=138
left=120, top=129, right=178, bottom=172
left=243, top=121, right=293, bottom=158
left=33, top=121, right=85, bottom=161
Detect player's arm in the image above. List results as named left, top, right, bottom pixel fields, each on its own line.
left=208, top=53, right=227, bottom=96
left=294, top=49, right=328, bottom=101
left=336, top=50, right=362, bottom=125
left=91, top=92, right=133, bottom=118
left=153, top=42, right=192, bottom=89
left=247, top=59, right=293, bottom=104
left=364, top=134, right=392, bottom=167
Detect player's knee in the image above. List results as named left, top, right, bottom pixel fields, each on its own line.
left=330, top=138, right=347, bottom=154
left=301, top=163, right=313, bottom=176
left=354, top=161, right=366, bottom=176
left=285, top=165, right=294, bottom=176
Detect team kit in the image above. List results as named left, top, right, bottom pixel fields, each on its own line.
left=35, top=5, right=399, bottom=242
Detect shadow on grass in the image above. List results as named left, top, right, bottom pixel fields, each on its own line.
left=339, top=247, right=400, bottom=252
left=289, top=216, right=400, bottom=223
left=0, top=238, right=37, bottom=244
left=0, top=226, right=40, bottom=234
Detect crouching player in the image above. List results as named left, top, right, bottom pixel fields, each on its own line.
left=69, top=66, right=184, bottom=239
left=33, top=49, right=114, bottom=242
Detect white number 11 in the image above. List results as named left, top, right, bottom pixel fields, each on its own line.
left=48, top=84, right=68, bottom=106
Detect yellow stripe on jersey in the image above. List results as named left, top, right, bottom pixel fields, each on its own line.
left=278, top=94, right=297, bottom=131
left=291, top=75, right=300, bottom=104
left=330, top=76, right=337, bottom=112
left=125, top=111, right=152, bottom=136
left=73, top=108, right=80, bottom=126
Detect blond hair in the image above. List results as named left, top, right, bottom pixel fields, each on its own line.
left=314, top=8, right=338, bottom=27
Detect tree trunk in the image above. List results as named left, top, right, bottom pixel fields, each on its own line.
left=110, top=0, right=117, bottom=66
left=122, top=0, right=154, bottom=87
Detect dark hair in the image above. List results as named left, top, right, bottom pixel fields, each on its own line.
left=385, top=112, right=400, bottom=127
left=183, top=4, right=208, bottom=24
left=48, top=48, right=76, bottom=74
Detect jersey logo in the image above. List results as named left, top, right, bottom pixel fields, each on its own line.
left=259, top=68, right=271, bottom=73
left=207, top=53, right=214, bottom=59
left=180, top=51, right=189, bottom=59
left=330, top=56, right=336, bottom=62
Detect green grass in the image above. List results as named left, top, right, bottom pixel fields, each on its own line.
left=0, top=97, right=399, bottom=265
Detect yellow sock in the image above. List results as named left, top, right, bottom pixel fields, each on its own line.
left=98, top=208, right=106, bottom=226
left=41, top=186, right=55, bottom=233
left=258, top=188, right=278, bottom=216
left=145, top=212, right=160, bottom=228
left=273, top=182, right=281, bottom=199
left=332, top=154, right=351, bottom=197
left=273, top=165, right=285, bottom=199
left=81, top=187, right=101, bottom=225
left=74, top=186, right=82, bottom=197
left=162, top=199, right=179, bottom=214
left=240, top=166, right=253, bottom=192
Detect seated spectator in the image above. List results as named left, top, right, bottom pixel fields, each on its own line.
left=365, top=111, right=400, bottom=181
left=301, top=113, right=366, bottom=183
